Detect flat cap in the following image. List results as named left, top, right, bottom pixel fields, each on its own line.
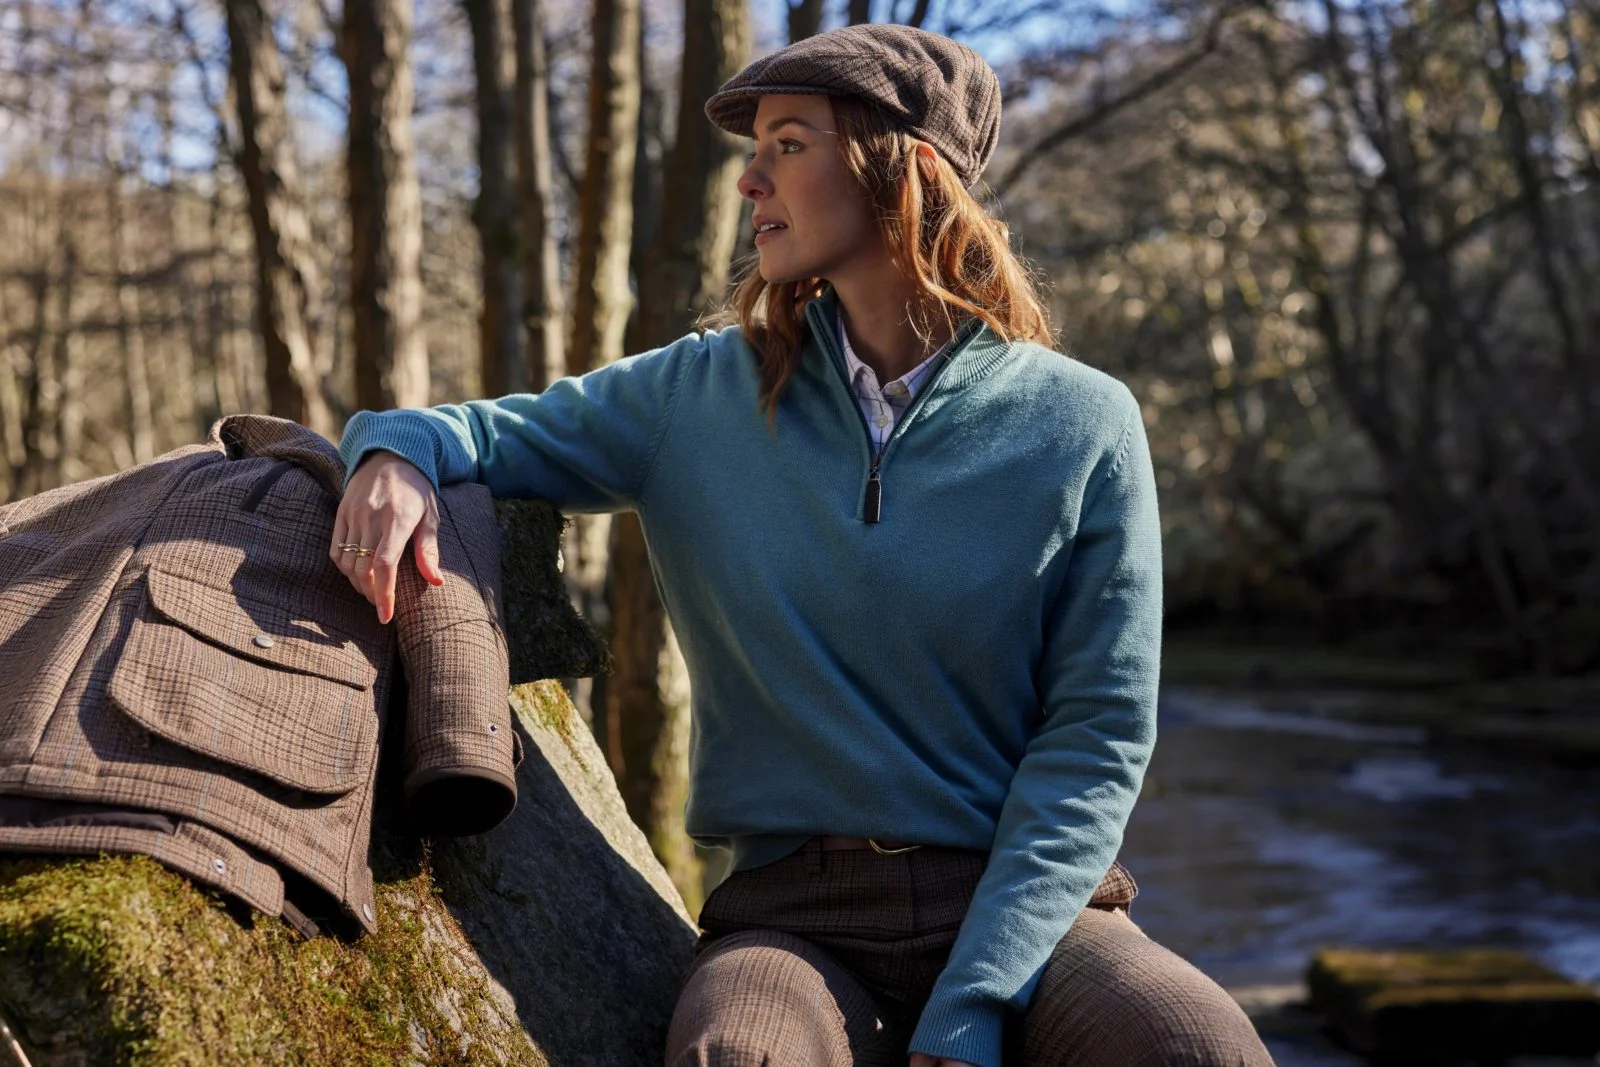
left=704, top=24, right=1001, bottom=188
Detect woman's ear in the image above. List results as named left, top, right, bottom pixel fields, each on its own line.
left=913, top=140, right=940, bottom=181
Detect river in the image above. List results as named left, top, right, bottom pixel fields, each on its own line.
left=1120, top=683, right=1600, bottom=1065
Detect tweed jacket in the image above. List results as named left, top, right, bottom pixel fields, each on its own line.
left=0, top=415, right=519, bottom=935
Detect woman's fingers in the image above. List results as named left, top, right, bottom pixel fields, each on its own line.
left=329, top=509, right=350, bottom=572
left=331, top=451, right=438, bottom=621
left=412, top=494, right=445, bottom=588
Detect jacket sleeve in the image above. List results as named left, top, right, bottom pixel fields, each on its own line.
left=393, top=480, right=519, bottom=837
left=908, top=396, right=1163, bottom=1067
left=338, top=332, right=700, bottom=512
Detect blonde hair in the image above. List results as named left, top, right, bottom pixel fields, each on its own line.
left=707, top=94, right=1055, bottom=419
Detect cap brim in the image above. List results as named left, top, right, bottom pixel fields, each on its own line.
left=704, top=84, right=835, bottom=138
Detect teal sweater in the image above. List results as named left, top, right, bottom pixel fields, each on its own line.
left=339, top=288, right=1163, bottom=1067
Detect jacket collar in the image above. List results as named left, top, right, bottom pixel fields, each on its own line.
left=803, top=285, right=1009, bottom=390
left=208, top=415, right=347, bottom=500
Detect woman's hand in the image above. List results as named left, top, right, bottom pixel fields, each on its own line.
left=330, top=451, right=445, bottom=623
left=909, top=1056, right=976, bottom=1067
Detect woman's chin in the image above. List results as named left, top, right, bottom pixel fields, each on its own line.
left=754, top=251, right=812, bottom=286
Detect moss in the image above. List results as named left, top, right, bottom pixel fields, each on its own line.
left=1308, top=946, right=1600, bottom=1060
left=0, top=851, right=545, bottom=1065
left=1311, top=946, right=1574, bottom=992
left=510, top=681, right=589, bottom=772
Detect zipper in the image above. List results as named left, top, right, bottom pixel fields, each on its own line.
left=808, top=299, right=970, bottom=525
left=864, top=453, right=883, bottom=523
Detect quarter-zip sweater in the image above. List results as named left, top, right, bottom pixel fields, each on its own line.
left=338, top=287, right=1162, bottom=1067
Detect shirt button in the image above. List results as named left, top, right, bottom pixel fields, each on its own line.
left=886, top=383, right=907, bottom=397
left=875, top=414, right=890, bottom=428
left=252, top=634, right=275, bottom=649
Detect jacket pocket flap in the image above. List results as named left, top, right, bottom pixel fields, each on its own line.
left=108, top=571, right=381, bottom=795
left=145, top=567, right=377, bottom=690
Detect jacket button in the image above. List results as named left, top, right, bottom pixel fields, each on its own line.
left=252, top=634, right=275, bottom=649
left=212, top=858, right=227, bottom=874
left=362, top=903, right=374, bottom=922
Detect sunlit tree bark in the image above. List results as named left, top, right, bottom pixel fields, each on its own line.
left=564, top=0, right=642, bottom=722
left=465, top=0, right=527, bottom=397
left=511, top=0, right=565, bottom=390
left=607, top=0, right=749, bottom=913
left=224, top=0, right=330, bottom=434
left=342, top=0, right=429, bottom=412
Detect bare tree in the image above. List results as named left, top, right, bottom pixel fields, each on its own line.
left=107, top=170, right=156, bottom=467
left=224, top=0, right=331, bottom=433
left=607, top=0, right=749, bottom=911
left=787, top=0, right=823, bottom=41
left=465, top=0, right=527, bottom=397
left=564, top=0, right=641, bottom=718
left=511, top=0, right=565, bottom=390
left=568, top=0, right=640, bottom=380
left=342, top=0, right=430, bottom=412
left=50, top=222, right=84, bottom=485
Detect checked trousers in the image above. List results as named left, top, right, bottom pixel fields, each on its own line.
left=666, top=838, right=1275, bottom=1067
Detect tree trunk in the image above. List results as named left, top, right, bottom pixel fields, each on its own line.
left=156, top=71, right=200, bottom=450
left=108, top=179, right=156, bottom=467
left=342, top=0, right=430, bottom=413
left=568, top=0, right=640, bottom=380
left=787, top=0, right=824, bottom=41
left=18, top=274, right=53, bottom=498
left=606, top=0, right=749, bottom=912
left=224, top=0, right=330, bottom=435
left=50, top=231, right=83, bottom=485
left=465, top=0, right=527, bottom=398
left=511, top=0, right=566, bottom=391
left=564, top=0, right=642, bottom=721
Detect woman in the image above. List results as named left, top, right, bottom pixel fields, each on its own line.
left=332, top=24, right=1273, bottom=1067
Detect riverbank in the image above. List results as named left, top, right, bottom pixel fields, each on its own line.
left=1161, top=628, right=1600, bottom=761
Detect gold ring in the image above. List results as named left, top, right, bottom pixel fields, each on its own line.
left=353, top=547, right=375, bottom=557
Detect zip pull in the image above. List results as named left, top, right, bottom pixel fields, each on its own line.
left=864, top=455, right=882, bottom=523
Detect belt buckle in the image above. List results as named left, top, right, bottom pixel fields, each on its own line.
left=867, top=838, right=921, bottom=855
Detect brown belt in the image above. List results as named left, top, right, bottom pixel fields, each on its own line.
left=814, top=835, right=922, bottom=854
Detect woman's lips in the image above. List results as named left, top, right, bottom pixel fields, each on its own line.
left=754, top=226, right=786, bottom=246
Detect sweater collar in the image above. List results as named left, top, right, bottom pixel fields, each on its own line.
left=804, top=286, right=1009, bottom=390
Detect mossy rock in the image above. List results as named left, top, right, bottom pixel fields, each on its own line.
left=494, top=500, right=608, bottom=683
left=0, top=680, right=696, bottom=1065
left=1, top=491, right=685, bottom=1064
left=1307, top=947, right=1600, bottom=1064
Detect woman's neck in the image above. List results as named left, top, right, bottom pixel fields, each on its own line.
left=827, top=258, right=953, bottom=385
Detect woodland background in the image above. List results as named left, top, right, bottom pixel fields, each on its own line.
left=2, top=0, right=1597, bottom=907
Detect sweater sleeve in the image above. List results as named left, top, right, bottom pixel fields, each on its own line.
left=337, top=332, right=699, bottom=511
left=908, top=395, right=1163, bottom=1067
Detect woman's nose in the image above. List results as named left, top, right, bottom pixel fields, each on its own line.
left=737, top=161, right=769, bottom=201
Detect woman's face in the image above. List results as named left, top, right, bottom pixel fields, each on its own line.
left=737, top=94, right=880, bottom=285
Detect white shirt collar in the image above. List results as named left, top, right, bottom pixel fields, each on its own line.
left=837, top=311, right=946, bottom=397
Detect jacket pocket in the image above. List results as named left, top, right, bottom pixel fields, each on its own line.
left=107, top=566, right=381, bottom=795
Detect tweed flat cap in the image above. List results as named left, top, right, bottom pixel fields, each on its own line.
left=704, top=24, right=1001, bottom=188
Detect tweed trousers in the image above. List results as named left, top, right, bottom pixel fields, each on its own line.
left=666, top=839, right=1274, bottom=1067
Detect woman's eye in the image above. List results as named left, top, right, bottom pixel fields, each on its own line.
left=744, top=140, right=800, bottom=163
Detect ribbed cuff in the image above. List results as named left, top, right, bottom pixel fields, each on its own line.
left=908, top=993, right=1006, bottom=1067
left=338, top=410, right=443, bottom=493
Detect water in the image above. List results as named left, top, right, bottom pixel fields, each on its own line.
left=1119, top=684, right=1600, bottom=1064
